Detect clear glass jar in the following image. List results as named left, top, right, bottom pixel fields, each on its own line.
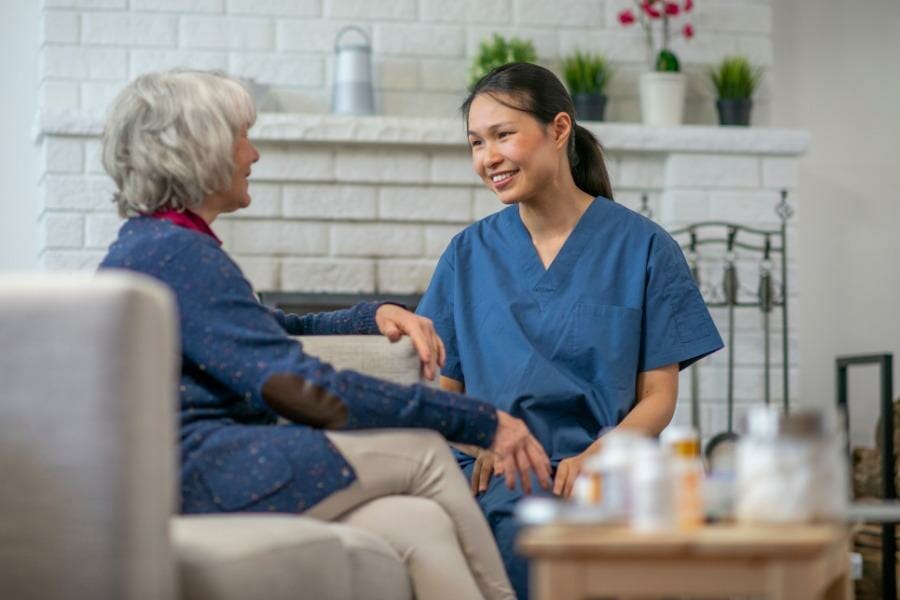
left=629, top=439, right=675, bottom=531
left=736, top=407, right=848, bottom=523
left=572, top=431, right=639, bottom=522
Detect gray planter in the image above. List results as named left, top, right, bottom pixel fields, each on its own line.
left=573, top=93, right=607, bottom=122
left=716, top=99, right=753, bottom=126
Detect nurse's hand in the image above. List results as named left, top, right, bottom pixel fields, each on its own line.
left=489, top=411, right=552, bottom=494
left=374, top=304, right=445, bottom=381
left=553, top=446, right=599, bottom=499
left=469, top=449, right=498, bottom=495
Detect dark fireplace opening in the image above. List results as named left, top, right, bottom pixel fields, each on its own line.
left=258, top=292, right=424, bottom=315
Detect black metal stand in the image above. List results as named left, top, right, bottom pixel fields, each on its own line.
left=836, top=353, right=896, bottom=598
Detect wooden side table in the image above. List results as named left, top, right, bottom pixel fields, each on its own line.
left=518, top=523, right=852, bottom=599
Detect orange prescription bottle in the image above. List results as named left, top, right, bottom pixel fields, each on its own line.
left=662, top=426, right=705, bottom=530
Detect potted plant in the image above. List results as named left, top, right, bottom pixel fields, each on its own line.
left=562, top=50, right=613, bottom=121
left=618, top=0, right=695, bottom=126
left=469, top=34, right=537, bottom=89
left=710, top=56, right=762, bottom=126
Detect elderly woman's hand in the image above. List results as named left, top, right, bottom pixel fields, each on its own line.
left=490, top=411, right=552, bottom=494
left=374, top=304, right=446, bottom=381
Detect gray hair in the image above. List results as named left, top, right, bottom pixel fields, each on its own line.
left=101, top=70, right=257, bottom=217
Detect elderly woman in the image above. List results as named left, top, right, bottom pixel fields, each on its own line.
left=98, top=70, right=551, bottom=600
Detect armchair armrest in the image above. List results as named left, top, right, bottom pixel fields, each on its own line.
left=295, top=335, right=436, bottom=387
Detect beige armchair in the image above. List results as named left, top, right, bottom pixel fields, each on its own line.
left=0, top=273, right=422, bottom=600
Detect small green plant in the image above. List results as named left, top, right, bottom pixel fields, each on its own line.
left=469, top=34, right=538, bottom=88
left=710, top=56, right=763, bottom=100
left=562, top=50, right=612, bottom=95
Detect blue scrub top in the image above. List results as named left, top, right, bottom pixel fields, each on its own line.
left=417, top=197, right=723, bottom=462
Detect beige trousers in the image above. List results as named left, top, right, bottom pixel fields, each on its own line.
left=305, top=429, right=515, bottom=600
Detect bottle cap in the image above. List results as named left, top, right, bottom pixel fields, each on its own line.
left=661, top=425, right=700, bottom=458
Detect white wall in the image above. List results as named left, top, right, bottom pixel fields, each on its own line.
left=0, top=3, right=40, bottom=270
left=773, top=0, right=900, bottom=446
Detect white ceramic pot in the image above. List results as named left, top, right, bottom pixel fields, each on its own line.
left=639, top=71, right=686, bottom=127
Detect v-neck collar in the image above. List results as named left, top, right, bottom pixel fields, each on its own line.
left=510, top=197, right=600, bottom=295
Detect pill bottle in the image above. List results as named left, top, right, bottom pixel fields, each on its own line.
left=662, top=426, right=704, bottom=530
left=629, top=439, right=674, bottom=531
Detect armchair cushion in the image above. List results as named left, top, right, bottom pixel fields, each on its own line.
left=173, top=514, right=410, bottom=600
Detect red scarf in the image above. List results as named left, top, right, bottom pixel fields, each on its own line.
left=151, top=209, right=221, bottom=244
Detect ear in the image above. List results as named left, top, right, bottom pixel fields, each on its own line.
left=550, top=111, right=573, bottom=151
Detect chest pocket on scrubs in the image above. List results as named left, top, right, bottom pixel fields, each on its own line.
left=566, top=302, right=641, bottom=391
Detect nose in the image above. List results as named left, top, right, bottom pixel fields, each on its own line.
left=251, top=142, right=260, bottom=163
left=481, top=141, right=502, bottom=171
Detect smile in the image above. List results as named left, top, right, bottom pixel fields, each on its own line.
left=490, top=170, right=518, bottom=187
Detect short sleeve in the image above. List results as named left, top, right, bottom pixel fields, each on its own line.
left=416, top=249, right=463, bottom=382
left=638, top=232, right=724, bottom=372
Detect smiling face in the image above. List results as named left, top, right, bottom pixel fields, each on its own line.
left=466, top=93, right=570, bottom=206
left=201, top=125, right=260, bottom=221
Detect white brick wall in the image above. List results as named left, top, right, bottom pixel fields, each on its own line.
left=283, top=183, right=376, bottom=219
left=228, top=0, right=320, bottom=18
left=231, top=220, right=328, bottom=255
left=132, top=0, right=223, bottom=13
left=37, top=1, right=774, bottom=118
left=515, top=0, right=606, bottom=28
left=335, top=148, right=429, bottom=183
left=420, top=0, right=511, bottom=25
left=40, top=175, right=116, bottom=213
left=377, top=259, right=436, bottom=293
left=43, top=138, right=84, bottom=173
left=331, top=223, right=423, bottom=257
left=282, top=257, right=374, bottom=292
left=232, top=255, right=281, bottom=290
left=38, top=213, right=84, bottom=249
left=181, top=17, right=274, bottom=51
left=378, top=186, right=471, bottom=222
left=40, top=46, right=127, bottom=80
left=326, top=0, right=417, bottom=21
left=666, top=154, right=761, bottom=188
left=82, top=13, right=178, bottom=47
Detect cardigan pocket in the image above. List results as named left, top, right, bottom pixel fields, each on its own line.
left=199, top=443, right=293, bottom=512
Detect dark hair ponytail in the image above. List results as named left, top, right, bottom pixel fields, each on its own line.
left=462, top=62, right=614, bottom=201
left=569, top=124, right=613, bottom=199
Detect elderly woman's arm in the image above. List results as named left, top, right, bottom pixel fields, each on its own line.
left=267, top=303, right=383, bottom=335
left=268, top=303, right=445, bottom=381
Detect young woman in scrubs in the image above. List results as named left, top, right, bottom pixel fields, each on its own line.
left=416, top=62, right=724, bottom=599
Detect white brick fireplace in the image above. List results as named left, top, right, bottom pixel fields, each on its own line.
left=32, top=0, right=804, bottom=437
left=36, top=110, right=807, bottom=436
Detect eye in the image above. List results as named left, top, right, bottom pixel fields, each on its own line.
left=497, top=130, right=512, bottom=139
left=468, top=139, right=482, bottom=149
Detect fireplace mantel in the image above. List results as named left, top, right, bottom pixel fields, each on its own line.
left=36, top=110, right=809, bottom=156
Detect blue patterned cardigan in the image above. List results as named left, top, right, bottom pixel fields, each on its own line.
left=100, top=217, right=497, bottom=513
